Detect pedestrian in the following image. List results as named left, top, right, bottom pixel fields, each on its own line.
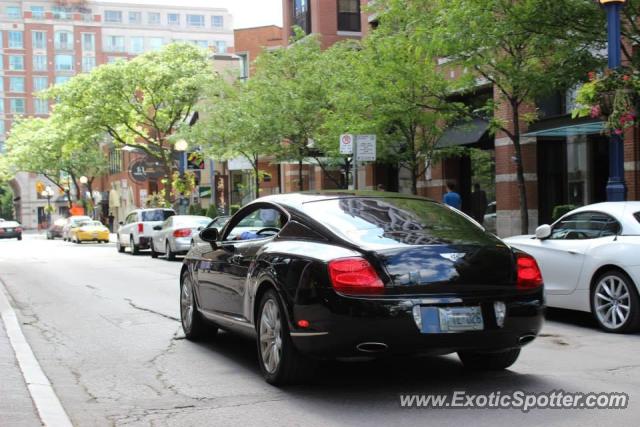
left=470, top=183, right=488, bottom=224
left=443, top=180, right=462, bottom=210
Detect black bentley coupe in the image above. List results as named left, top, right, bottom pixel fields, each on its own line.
left=180, top=192, right=544, bottom=385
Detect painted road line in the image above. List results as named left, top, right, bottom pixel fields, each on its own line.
left=0, top=279, right=73, bottom=427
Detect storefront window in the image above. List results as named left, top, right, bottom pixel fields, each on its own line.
left=292, top=0, right=311, bottom=35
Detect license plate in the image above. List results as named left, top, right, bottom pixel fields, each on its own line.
left=421, top=306, right=484, bottom=333
left=6, top=228, right=13, bottom=232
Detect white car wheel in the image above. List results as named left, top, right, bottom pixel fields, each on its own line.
left=592, top=271, right=640, bottom=333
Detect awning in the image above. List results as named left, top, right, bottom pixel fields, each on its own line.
left=523, top=121, right=604, bottom=137
left=436, top=118, right=490, bottom=148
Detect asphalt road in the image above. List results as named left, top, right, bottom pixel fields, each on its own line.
left=1, top=234, right=639, bottom=427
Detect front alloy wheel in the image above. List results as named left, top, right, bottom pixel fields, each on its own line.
left=180, top=272, right=215, bottom=341
left=592, top=271, right=640, bottom=333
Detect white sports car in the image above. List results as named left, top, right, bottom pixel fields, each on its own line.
left=504, top=202, right=640, bottom=333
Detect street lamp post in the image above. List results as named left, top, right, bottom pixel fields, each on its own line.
left=175, top=139, right=189, bottom=214
left=41, top=186, right=54, bottom=227
left=601, top=0, right=628, bottom=201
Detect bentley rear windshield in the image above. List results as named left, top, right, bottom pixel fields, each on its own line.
left=302, top=197, right=498, bottom=248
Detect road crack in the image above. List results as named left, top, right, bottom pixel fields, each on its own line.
left=124, top=298, right=179, bottom=322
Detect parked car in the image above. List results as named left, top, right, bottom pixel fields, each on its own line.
left=62, top=216, right=92, bottom=241
left=46, top=218, right=67, bottom=240
left=190, top=215, right=231, bottom=248
left=180, top=192, right=545, bottom=385
left=504, top=202, right=640, bottom=333
left=69, top=220, right=110, bottom=244
left=0, top=221, right=23, bottom=240
left=151, top=215, right=212, bottom=260
left=484, top=201, right=497, bottom=234
left=116, top=208, right=175, bottom=254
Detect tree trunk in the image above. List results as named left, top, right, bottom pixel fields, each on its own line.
left=411, top=165, right=418, bottom=196
left=511, top=100, right=529, bottom=235
left=298, top=159, right=304, bottom=192
left=254, top=155, right=260, bottom=200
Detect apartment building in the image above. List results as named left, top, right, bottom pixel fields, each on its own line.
left=1, top=0, right=234, bottom=229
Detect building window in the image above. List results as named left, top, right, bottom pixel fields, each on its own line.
left=149, top=37, right=164, bottom=51
left=148, top=12, right=160, bottom=25
left=8, top=31, right=24, bottom=49
left=337, top=0, right=361, bottom=32
left=33, top=76, right=49, bottom=92
left=55, top=76, right=71, bottom=85
left=105, top=36, right=125, bottom=52
left=33, top=55, right=48, bottom=71
left=9, top=55, right=24, bottom=71
left=9, top=77, right=25, bottom=93
left=130, top=37, right=144, bottom=54
left=82, top=33, right=95, bottom=51
left=129, top=11, right=141, bottom=24
left=52, top=6, right=71, bottom=20
left=215, top=40, right=227, bottom=53
left=104, top=10, right=122, bottom=23
left=292, top=0, right=311, bottom=35
left=0, top=101, right=4, bottom=114
left=168, top=13, right=180, bottom=25
left=30, top=6, right=45, bottom=19
left=0, top=77, right=3, bottom=92
left=212, top=15, right=224, bottom=28
left=10, top=99, right=25, bottom=114
left=32, top=31, right=47, bottom=50
left=55, top=31, right=73, bottom=50
left=193, top=40, right=208, bottom=49
left=238, top=53, right=249, bottom=80
left=55, top=54, right=74, bottom=71
left=109, top=148, right=123, bottom=173
left=187, top=14, right=205, bottom=27
left=34, top=99, right=48, bottom=115
left=82, top=56, right=96, bottom=72
left=6, top=6, right=21, bottom=19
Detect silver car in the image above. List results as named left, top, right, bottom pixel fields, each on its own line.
left=150, top=215, right=211, bottom=260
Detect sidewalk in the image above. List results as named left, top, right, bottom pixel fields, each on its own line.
left=0, top=319, right=41, bottom=427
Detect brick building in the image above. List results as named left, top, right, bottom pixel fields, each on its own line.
left=279, top=0, right=640, bottom=237
left=1, top=0, right=234, bottom=228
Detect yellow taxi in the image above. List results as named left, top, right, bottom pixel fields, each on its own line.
left=70, top=220, right=110, bottom=244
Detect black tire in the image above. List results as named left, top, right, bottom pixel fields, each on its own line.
left=17, top=235, right=22, bottom=241
left=166, top=240, right=175, bottom=261
left=591, top=269, right=640, bottom=333
left=116, top=235, right=125, bottom=253
left=180, top=272, right=216, bottom=341
left=130, top=236, right=139, bottom=255
left=256, top=289, right=315, bottom=385
left=458, top=348, right=521, bottom=371
left=46, top=233, right=52, bottom=240
left=150, top=241, right=158, bottom=258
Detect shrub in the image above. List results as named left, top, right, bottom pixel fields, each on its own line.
left=230, top=204, right=241, bottom=215
left=206, top=204, right=219, bottom=219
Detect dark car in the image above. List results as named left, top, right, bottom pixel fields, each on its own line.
left=46, top=218, right=67, bottom=239
left=0, top=221, right=23, bottom=240
left=180, top=192, right=544, bottom=385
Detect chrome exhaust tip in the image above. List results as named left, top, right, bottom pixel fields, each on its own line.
left=519, top=334, right=536, bottom=345
left=356, top=342, right=389, bottom=353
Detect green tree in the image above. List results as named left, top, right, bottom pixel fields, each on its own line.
left=383, top=0, right=601, bottom=232
left=46, top=43, right=217, bottom=203
left=3, top=117, right=108, bottom=208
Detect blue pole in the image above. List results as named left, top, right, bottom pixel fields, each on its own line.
left=604, top=2, right=627, bottom=201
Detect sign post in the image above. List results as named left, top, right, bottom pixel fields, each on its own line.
left=340, top=134, right=376, bottom=190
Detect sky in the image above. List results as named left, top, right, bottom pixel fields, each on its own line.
left=97, top=0, right=283, bottom=29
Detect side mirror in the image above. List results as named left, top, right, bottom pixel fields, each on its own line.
left=153, top=225, right=162, bottom=231
left=119, top=221, right=124, bottom=225
left=535, top=224, right=552, bottom=240
left=199, top=227, right=219, bottom=245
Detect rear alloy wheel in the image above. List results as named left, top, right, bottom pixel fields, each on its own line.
left=592, top=270, right=640, bottom=333
left=130, top=236, right=139, bottom=255
left=180, top=272, right=216, bottom=341
left=116, top=235, right=124, bottom=253
left=150, top=241, right=158, bottom=258
left=458, top=348, right=521, bottom=371
left=257, top=289, right=314, bottom=385
left=166, top=240, right=175, bottom=261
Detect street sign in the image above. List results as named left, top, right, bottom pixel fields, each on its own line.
left=340, top=134, right=354, bottom=154
left=356, top=135, right=376, bottom=162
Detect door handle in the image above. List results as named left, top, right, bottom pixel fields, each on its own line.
left=568, top=250, right=579, bottom=255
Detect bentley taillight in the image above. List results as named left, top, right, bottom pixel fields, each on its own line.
left=516, top=253, right=543, bottom=290
left=328, top=257, right=384, bottom=295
